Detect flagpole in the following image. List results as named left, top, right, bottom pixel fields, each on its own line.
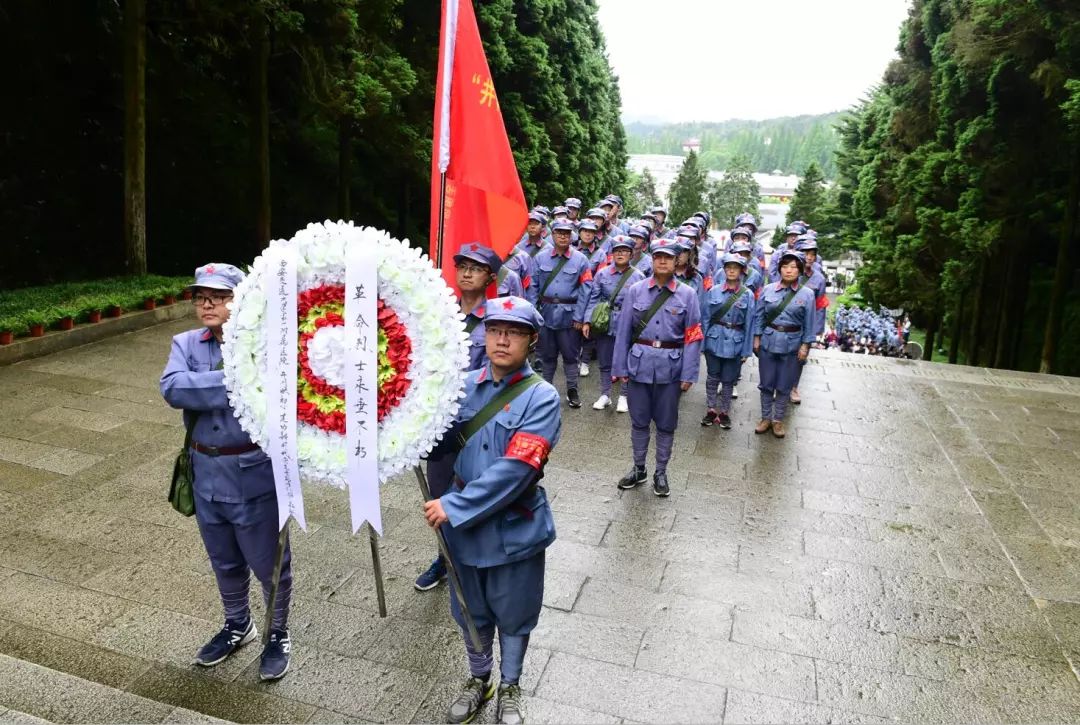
left=436, top=172, right=448, bottom=270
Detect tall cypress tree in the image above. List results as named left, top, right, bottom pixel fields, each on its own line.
left=668, top=150, right=708, bottom=225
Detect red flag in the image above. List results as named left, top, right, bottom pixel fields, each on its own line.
left=430, top=0, right=528, bottom=289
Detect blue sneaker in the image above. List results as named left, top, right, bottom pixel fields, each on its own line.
left=194, top=618, right=257, bottom=666
left=414, top=556, right=447, bottom=591
left=259, top=628, right=291, bottom=681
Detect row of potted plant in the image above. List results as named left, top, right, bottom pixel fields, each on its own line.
left=0, top=275, right=194, bottom=345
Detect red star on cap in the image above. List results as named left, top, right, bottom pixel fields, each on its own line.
left=205, top=264, right=216, bottom=273
left=469, top=243, right=479, bottom=252
left=502, top=299, right=515, bottom=310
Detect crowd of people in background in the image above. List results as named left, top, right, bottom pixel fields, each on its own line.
left=825, top=304, right=913, bottom=357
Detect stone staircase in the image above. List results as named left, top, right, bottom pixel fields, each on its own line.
left=0, top=653, right=190, bottom=723
left=0, top=618, right=310, bottom=723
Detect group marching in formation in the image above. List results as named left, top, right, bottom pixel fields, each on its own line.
left=159, top=193, right=830, bottom=724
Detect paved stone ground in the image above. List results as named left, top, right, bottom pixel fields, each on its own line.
left=2, top=315, right=1080, bottom=723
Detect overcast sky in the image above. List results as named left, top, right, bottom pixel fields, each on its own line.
left=596, top=0, right=912, bottom=123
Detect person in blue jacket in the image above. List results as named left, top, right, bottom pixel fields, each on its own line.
left=160, top=263, right=292, bottom=681
left=700, top=253, right=755, bottom=429
left=582, top=235, right=645, bottom=412
left=767, top=222, right=808, bottom=282
left=788, top=235, right=827, bottom=406
left=733, top=212, right=766, bottom=269
left=730, top=239, right=764, bottom=296
left=612, top=238, right=703, bottom=497
left=574, top=218, right=607, bottom=379
left=534, top=220, right=593, bottom=408
left=503, top=246, right=536, bottom=303
left=516, top=211, right=551, bottom=263
left=415, top=242, right=515, bottom=593
left=751, top=250, right=817, bottom=438
left=423, top=296, right=560, bottom=725
left=627, top=225, right=653, bottom=276
left=672, top=235, right=708, bottom=299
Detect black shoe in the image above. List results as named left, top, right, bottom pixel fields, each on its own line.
left=447, top=675, right=496, bottom=723
left=717, top=412, right=732, bottom=429
left=617, top=466, right=647, bottom=489
left=414, top=556, right=447, bottom=591
left=653, top=472, right=671, bottom=497
left=701, top=409, right=718, bottom=427
left=566, top=388, right=581, bottom=408
left=194, top=618, right=257, bottom=666
left=259, top=628, right=291, bottom=681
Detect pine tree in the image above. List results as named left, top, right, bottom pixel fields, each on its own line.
left=786, top=162, right=827, bottom=228
left=668, top=150, right=708, bottom=225
left=626, top=168, right=658, bottom=218
left=707, top=154, right=759, bottom=228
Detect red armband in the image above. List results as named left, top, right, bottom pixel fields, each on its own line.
left=506, top=432, right=551, bottom=470
left=816, top=296, right=830, bottom=310
left=579, top=268, right=593, bottom=284
left=522, top=275, right=532, bottom=289
left=703, top=276, right=714, bottom=291
left=684, top=323, right=704, bottom=344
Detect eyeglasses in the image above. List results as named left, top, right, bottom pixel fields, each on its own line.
left=455, top=263, right=489, bottom=276
left=192, top=293, right=233, bottom=307
left=485, top=326, right=532, bottom=340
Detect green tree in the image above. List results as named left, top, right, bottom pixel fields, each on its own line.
left=625, top=114, right=843, bottom=177
left=706, top=154, right=759, bottom=229
left=1, top=0, right=626, bottom=289
left=668, top=150, right=708, bottom=225
left=829, top=0, right=1080, bottom=373
left=626, top=168, right=658, bottom=218
left=786, top=162, right=828, bottom=228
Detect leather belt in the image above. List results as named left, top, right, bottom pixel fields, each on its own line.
left=192, top=441, right=261, bottom=457
left=541, top=295, right=577, bottom=304
left=716, top=321, right=744, bottom=330
left=635, top=338, right=684, bottom=349
left=769, top=324, right=800, bottom=332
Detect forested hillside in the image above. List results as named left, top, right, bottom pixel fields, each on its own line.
left=625, top=114, right=842, bottom=177
left=832, top=0, right=1080, bottom=374
left=1, top=0, right=626, bottom=288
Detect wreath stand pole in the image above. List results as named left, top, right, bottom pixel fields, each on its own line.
left=262, top=522, right=290, bottom=646
left=414, top=464, right=484, bottom=652
left=367, top=522, right=388, bottom=617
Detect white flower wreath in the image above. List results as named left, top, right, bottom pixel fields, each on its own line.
left=221, top=221, right=471, bottom=486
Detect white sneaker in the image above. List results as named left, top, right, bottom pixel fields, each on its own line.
left=579, top=362, right=590, bottom=377
left=592, top=394, right=611, bottom=410
left=616, top=395, right=629, bottom=413
left=732, top=385, right=739, bottom=399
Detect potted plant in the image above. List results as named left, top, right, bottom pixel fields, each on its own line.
left=23, top=308, right=51, bottom=337
left=104, top=295, right=124, bottom=318
left=54, top=305, right=78, bottom=331
left=81, top=296, right=104, bottom=323
left=180, top=287, right=193, bottom=301
left=142, top=296, right=157, bottom=311
left=0, top=315, right=18, bottom=345
left=73, top=295, right=101, bottom=323
left=155, top=282, right=178, bottom=305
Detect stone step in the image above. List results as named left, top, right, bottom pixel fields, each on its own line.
left=0, top=618, right=315, bottom=725
left=0, top=621, right=310, bottom=723
left=0, top=707, right=52, bottom=724
left=0, top=652, right=186, bottom=723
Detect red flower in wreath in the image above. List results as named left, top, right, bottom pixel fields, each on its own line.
left=296, top=284, right=412, bottom=432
